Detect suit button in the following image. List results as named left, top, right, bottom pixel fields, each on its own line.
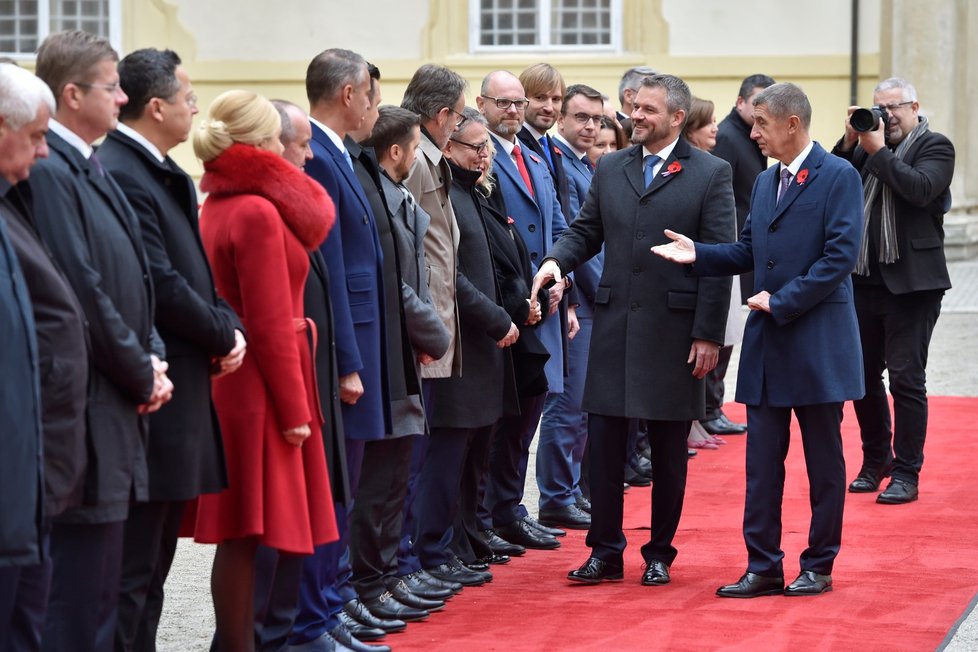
left=630, top=302, right=640, bottom=311
left=531, top=252, right=538, bottom=260
left=769, top=223, right=778, bottom=232
left=767, top=260, right=775, bottom=269
left=635, top=230, right=645, bottom=240
left=528, top=224, right=536, bottom=232
left=640, top=198, right=649, bottom=205
left=632, top=266, right=641, bottom=275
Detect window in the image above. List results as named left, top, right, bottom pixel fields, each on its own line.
left=472, top=0, right=621, bottom=52
left=0, top=0, right=121, bottom=58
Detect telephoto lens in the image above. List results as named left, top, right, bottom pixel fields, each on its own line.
left=850, top=106, right=889, bottom=132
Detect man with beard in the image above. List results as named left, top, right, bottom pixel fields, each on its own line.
left=531, top=74, right=733, bottom=587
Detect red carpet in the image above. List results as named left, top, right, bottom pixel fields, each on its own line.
left=390, top=397, right=978, bottom=651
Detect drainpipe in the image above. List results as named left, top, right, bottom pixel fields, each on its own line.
left=850, top=0, right=859, bottom=105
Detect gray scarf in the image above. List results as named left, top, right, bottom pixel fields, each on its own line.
left=855, top=116, right=929, bottom=275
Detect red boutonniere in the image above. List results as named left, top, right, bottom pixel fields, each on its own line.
left=662, top=161, right=683, bottom=177
left=507, top=216, right=515, bottom=225
left=796, top=168, right=809, bottom=185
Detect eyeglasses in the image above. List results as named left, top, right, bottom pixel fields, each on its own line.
left=449, top=138, right=490, bottom=154
left=569, top=112, right=604, bottom=126
left=447, top=107, right=468, bottom=129
left=481, top=95, right=529, bottom=111
left=876, top=101, right=914, bottom=112
left=73, top=81, right=122, bottom=93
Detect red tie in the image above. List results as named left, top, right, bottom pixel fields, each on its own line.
left=512, top=144, right=535, bottom=197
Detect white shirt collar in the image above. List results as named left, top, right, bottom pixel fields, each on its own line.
left=642, top=136, right=681, bottom=179
left=309, top=116, right=347, bottom=154
left=780, top=139, right=815, bottom=177
left=115, top=123, right=165, bottom=163
left=553, top=133, right=587, bottom=160
left=494, top=133, right=517, bottom=156
left=523, top=123, right=547, bottom=141
left=48, top=119, right=93, bottom=159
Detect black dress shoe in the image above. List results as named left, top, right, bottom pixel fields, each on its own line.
left=426, top=559, right=491, bottom=587
left=414, top=568, right=463, bottom=593
left=716, top=572, right=785, bottom=598
left=343, top=599, right=406, bottom=633
left=641, top=560, right=671, bottom=586
left=465, top=559, right=489, bottom=571
left=523, top=515, right=566, bottom=537
left=397, top=570, right=456, bottom=600
left=784, top=570, right=832, bottom=596
left=718, top=414, right=748, bottom=432
left=567, top=557, right=624, bottom=584
left=470, top=553, right=510, bottom=568
left=625, top=463, right=651, bottom=487
left=849, top=460, right=893, bottom=493
left=363, top=591, right=429, bottom=622
left=687, top=448, right=698, bottom=458
left=495, top=519, right=560, bottom=550
left=483, top=529, right=526, bottom=556
left=575, top=495, right=592, bottom=514
left=337, top=611, right=386, bottom=641
left=328, top=623, right=391, bottom=652
left=877, top=478, right=918, bottom=504
left=700, top=417, right=746, bottom=435
left=538, top=504, right=591, bottom=530
left=387, top=579, right=446, bottom=612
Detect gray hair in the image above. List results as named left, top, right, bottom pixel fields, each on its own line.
left=461, top=105, right=486, bottom=128
left=401, top=64, right=468, bottom=121
left=618, top=65, right=657, bottom=104
left=752, top=82, right=812, bottom=129
left=0, top=63, right=56, bottom=129
left=305, top=48, right=367, bottom=105
left=270, top=99, right=301, bottom=145
left=875, top=77, right=917, bottom=103
left=639, top=74, right=691, bottom=115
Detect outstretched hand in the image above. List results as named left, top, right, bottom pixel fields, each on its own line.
left=650, top=229, right=696, bottom=264
left=529, top=259, right=563, bottom=316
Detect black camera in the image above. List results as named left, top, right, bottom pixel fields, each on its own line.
left=850, top=105, right=889, bottom=132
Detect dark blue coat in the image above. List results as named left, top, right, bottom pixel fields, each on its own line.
left=694, top=142, right=865, bottom=407
left=307, top=123, right=389, bottom=440
left=0, top=211, right=43, bottom=567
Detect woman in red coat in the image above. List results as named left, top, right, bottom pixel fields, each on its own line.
left=189, top=89, right=338, bottom=651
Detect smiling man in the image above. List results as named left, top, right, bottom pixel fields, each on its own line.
left=531, top=73, right=733, bottom=588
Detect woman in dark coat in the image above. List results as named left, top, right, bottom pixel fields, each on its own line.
left=188, top=90, right=338, bottom=651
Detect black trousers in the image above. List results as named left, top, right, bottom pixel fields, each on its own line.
left=852, top=286, right=943, bottom=484
left=586, top=414, right=689, bottom=566
left=115, top=500, right=185, bottom=652
left=703, top=345, right=734, bottom=421
left=485, top=392, right=546, bottom=527
left=743, top=401, right=845, bottom=576
left=350, top=436, right=414, bottom=600
left=42, top=520, right=125, bottom=652
left=451, top=424, right=495, bottom=564
left=0, top=529, right=51, bottom=652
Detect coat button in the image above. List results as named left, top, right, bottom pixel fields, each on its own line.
left=767, top=260, right=775, bottom=269
left=528, top=224, right=536, bottom=232
left=632, top=265, right=641, bottom=275
left=630, top=302, right=640, bottom=311
left=640, top=198, right=649, bottom=205
left=635, top=230, right=645, bottom=240
left=531, top=252, right=538, bottom=260
left=770, top=223, right=778, bottom=232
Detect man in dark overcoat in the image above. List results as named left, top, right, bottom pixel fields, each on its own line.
left=25, top=31, right=174, bottom=650
left=532, top=74, right=733, bottom=587
left=98, top=48, right=244, bottom=651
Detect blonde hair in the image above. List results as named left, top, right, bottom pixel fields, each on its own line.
left=193, top=89, right=281, bottom=162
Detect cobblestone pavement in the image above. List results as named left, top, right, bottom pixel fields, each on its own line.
left=158, top=261, right=978, bottom=651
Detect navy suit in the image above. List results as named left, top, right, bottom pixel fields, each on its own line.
left=294, top=123, right=388, bottom=645
left=693, top=142, right=865, bottom=575
left=537, top=138, right=603, bottom=510
left=486, top=134, right=569, bottom=528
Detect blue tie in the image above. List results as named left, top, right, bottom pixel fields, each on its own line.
left=539, top=136, right=554, bottom=171
left=343, top=148, right=355, bottom=172
left=643, top=154, right=661, bottom=188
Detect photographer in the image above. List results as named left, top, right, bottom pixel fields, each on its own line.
left=832, top=77, right=955, bottom=505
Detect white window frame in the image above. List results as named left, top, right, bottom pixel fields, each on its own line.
left=1, top=0, right=122, bottom=60
left=470, top=0, right=622, bottom=54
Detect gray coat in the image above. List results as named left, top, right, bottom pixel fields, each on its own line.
left=546, top=139, right=735, bottom=421
left=379, top=172, right=450, bottom=435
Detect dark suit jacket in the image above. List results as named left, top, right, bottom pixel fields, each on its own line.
left=305, top=250, right=350, bottom=504
left=547, top=138, right=734, bottom=421
left=26, top=130, right=157, bottom=524
left=307, top=123, right=390, bottom=440
left=99, top=128, right=241, bottom=501
left=1, top=190, right=89, bottom=517
left=429, top=167, right=517, bottom=429
left=553, top=137, right=604, bottom=319
left=714, top=107, right=768, bottom=300
left=694, top=142, right=865, bottom=407
left=831, top=126, right=954, bottom=295
left=0, top=207, right=43, bottom=567
left=518, top=126, right=571, bottom=221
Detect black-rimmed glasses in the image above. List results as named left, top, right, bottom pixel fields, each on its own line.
left=481, top=95, right=529, bottom=111
left=449, top=138, right=490, bottom=154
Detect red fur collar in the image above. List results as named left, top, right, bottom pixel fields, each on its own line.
left=200, top=144, right=335, bottom=250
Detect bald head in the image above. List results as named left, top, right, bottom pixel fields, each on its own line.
left=477, top=71, right=527, bottom=140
